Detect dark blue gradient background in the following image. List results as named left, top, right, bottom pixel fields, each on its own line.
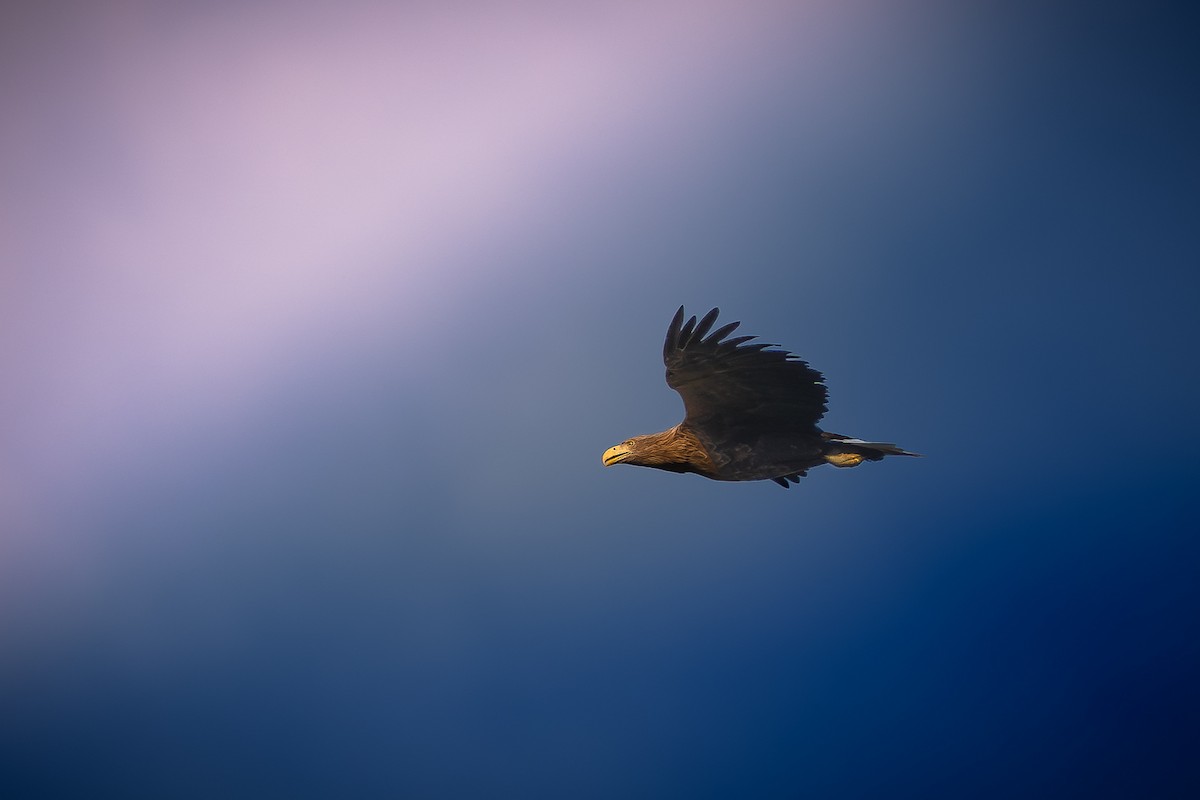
left=2, top=2, right=1197, bottom=797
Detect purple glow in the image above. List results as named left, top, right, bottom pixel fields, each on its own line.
left=3, top=1, right=868, bottom=540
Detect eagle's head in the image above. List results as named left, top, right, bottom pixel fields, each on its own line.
left=601, top=438, right=638, bottom=467
left=602, top=427, right=703, bottom=471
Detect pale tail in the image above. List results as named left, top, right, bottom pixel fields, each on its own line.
left=821, top=433, right=921, bottom=458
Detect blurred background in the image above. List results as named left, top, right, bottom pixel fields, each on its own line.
left=2, top=0, right=1197, bottom=797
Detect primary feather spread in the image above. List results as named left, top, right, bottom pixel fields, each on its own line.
left=602, top=306, right=919, bottom=488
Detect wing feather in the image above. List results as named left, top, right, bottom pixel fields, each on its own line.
left=690, top=307, right=721, bottom=342
left=663, top=306, right=828, bottom=430
left=678, top=314, right=698, bottom=346
left=663, top=306, right=686, bottom=361
left=707, top=320, right=742, bottom=343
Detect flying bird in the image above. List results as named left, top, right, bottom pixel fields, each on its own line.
left=602, top=307, right=919, bottom=488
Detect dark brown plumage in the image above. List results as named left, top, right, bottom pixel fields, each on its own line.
left=602, top=306, right=919, bottom=488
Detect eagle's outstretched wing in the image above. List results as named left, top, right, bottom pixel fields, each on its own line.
left=663, top=306, right=827, bottom=431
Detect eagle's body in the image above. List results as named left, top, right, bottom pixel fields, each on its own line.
left=602, top=307, right=918, bottom=488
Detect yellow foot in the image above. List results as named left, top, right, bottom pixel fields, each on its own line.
left=825, top=453, right=864, bottom=468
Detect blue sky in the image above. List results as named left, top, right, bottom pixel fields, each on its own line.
left=2, top=1, right=1197, bottom=797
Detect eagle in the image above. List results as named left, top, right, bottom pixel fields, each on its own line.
left=602, top=306, right=919, bottom=488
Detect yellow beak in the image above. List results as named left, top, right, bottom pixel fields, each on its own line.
left=602, top=444, right=631, bottom=466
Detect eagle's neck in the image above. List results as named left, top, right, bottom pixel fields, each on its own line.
left=630, top=425, right=717, bottom=476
